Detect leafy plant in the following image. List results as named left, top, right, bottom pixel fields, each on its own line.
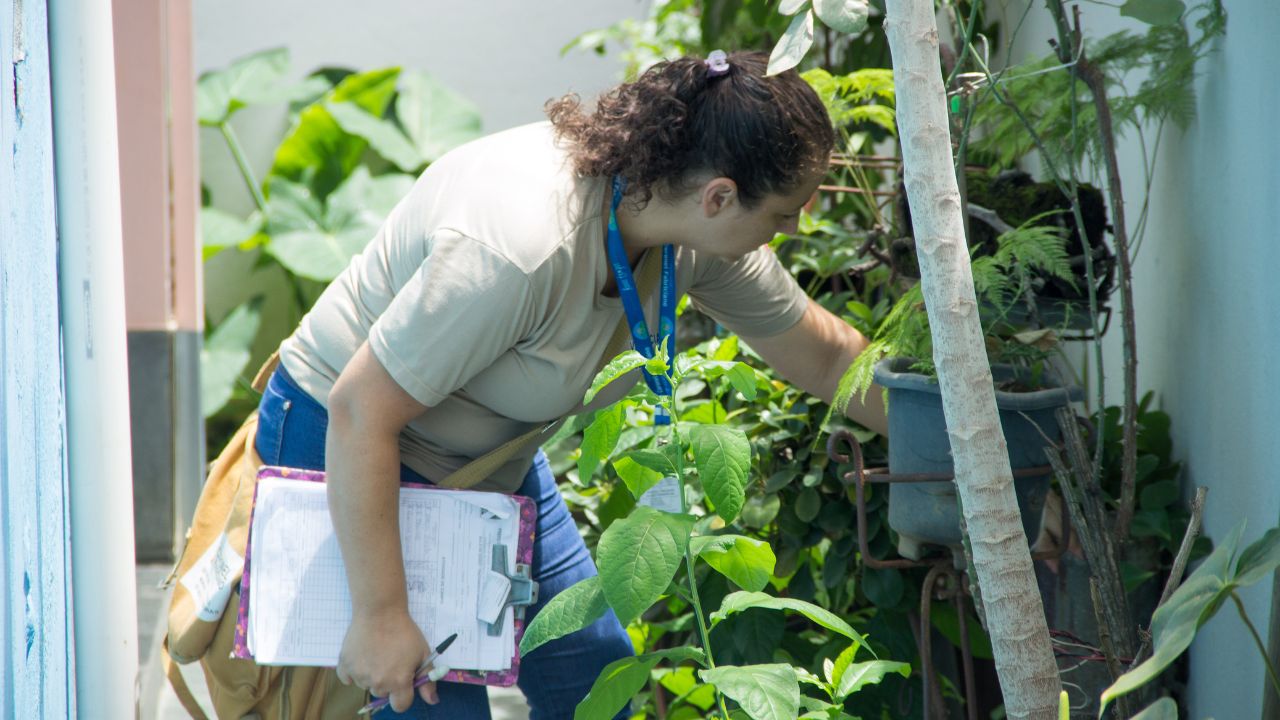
left=1101, top=520, right=1280, bottom=713
left=196, top=48, right=481, bottom=451
left=525, top=342, right=909, bottom=719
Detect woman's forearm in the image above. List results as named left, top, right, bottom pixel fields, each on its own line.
left=326, top=409, right=410, bottom=617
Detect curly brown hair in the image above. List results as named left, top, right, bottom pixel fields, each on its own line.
left=546, top=51, right=834, bottom=209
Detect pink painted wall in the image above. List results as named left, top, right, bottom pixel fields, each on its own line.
left=114, top=0, right=201, bottom=332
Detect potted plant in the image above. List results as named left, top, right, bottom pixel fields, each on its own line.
left=840, top=210, right=1093, bottom=560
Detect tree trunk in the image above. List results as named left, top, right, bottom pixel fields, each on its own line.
left=883, top=3, right=1062, bottom=718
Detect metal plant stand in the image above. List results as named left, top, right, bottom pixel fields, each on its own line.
left=826, top=429, right=1064, bottom=720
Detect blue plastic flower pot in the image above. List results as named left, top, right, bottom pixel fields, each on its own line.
left=873, top=357, right=1082, bottom=559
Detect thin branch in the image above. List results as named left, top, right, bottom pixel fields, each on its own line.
left=1129, top=486, right=1208, bottom=670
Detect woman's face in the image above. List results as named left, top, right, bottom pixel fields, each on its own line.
left=693, top=170, right=824, bottom=260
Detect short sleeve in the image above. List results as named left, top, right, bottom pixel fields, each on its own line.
left=687, top=245, right=809, bottom=338
left=368, top=229, right=536, bottom=406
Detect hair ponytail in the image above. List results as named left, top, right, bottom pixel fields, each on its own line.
left=547, top=51, right=833, bottom=209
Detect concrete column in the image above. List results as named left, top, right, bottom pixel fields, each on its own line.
left=113, top=0, right=204, bottom=563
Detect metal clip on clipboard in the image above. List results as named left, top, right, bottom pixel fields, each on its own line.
left=485, top=544, right=538, bottom=636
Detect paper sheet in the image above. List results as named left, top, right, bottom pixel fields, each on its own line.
left=246, top=478, right=520, bottom=670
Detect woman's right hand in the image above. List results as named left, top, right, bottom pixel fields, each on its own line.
left=336, top=609, right=440, bottom=711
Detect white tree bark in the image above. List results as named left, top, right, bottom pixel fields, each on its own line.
left=883, top=3, right=1061, bottom=718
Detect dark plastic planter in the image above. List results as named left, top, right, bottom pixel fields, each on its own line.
left=873, top=357, right=1083, bottom=559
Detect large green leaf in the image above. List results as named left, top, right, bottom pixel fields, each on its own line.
left=580, top=404, right=625, bottom=481
left=263, top=169, right=410, bottom=282
left=711, top=591, right=864, bottom=644
left=1101, top=521, right=1247, bottom=711
left=396, top=72, right=484, bottom=163
left=834, top=660, right=910, bottom=700
left=267, top=227, right=372, bottom=281
left=196, top=47, right=289, bottom=125
left=613, top=456, right=665, bottom=499
left=700, top=664, right=799, bottom=720
left=270, top=68, right=401, bottom=199
left=1129, top=697, right=1177, bottom=720
left=813, top=0, right=868, bottom=34
left=1120, top=0, right=1185, bottom=25
left=640, top=646, right=707, bottom=665
left=779, top=0, right=809, bottom=15
left=690, top=535, right=776, bottom=592
left=201, top=207, right=261, bottom=260
left=326, top=100, right=426, bottom=172
left=691, top=425, right=751, bottom=524
left=1233, top=526, right=1280, bottom=587
left=766, top=11, right=814, bottom=77
left=519, top=576, right=609, bottom=656
left=584, top=351, right=647, bottom=404
left=323, top=166, right=414, bottom=230
left=201, top=300, right=262, bottom=417
left=597, top=507, right=695, bottom=625
left=622, top=445, right=682, bottom=477
left=574, top=655, right=658, bottom=720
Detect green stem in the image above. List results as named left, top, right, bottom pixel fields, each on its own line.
left=1233, top=591, right=1280, bottom=695
left=666, top=397, right=731, bottom=720
left=220, top=122, right=268, bottom=213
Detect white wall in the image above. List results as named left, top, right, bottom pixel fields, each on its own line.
left=1006, top=2, right=1280, bottom=717
left=194, top=0, right=647, bottom=341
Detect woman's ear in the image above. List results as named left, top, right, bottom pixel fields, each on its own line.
left=699, top=177, right=739, bottom=218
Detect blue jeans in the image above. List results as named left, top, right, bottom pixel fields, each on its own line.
left=255, top=366, right=634, bottom=719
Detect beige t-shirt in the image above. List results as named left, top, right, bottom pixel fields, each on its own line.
left=278, top=122, right=809, bottom=492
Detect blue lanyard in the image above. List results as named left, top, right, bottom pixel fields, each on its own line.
left=605, top=177, right=676, bottom=421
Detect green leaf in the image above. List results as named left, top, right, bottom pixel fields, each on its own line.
left=779, top=0, right=809, bottom=15
left=640, top=646, right=707, bottom=666
left=813, top=0, right=868, bottom=34
left=834, top=660, right=910, bottom=700
left=267, top=227, right=371, bottom=281
left=196, top=47, right=290, bottom=125
left=663, top=668, right=718, bottom=712
left=581, top=405, right=625, bottom=482
left=700, top=664, right=799, bottom=720
left=396, top=71, right=484, bottom=163
left=597, top=507, right=696, bottom=625
left=270, top=68, right=401, bottom=199
left=726, top=363, right=759, bottom=401
left=1100, top=522, right=1244, bottom=714
left=862, top=566, right=904, bottom=608
left=519, top=576, right=609, bottom=656
left=794, top=488, right=820, bottom=522
left=325, top=101, right=426, bottom=171
left=767, top=11, right=815, bottom=77
left=613, top=456, right=665, bottom=500
left=1120, top=0, right=1185, bottom=26
left=1233, top=527, right=1280, bottom=588
left=585, top=351, right=647, bottom=404
left=691, top=425, right=751, bottom=524
left=201, top=300, right=262, bottom=417
left=201, top=207, right=260, bottom=258
left=740, top=493, right=781, bottom=529
left=1139, top=479, right=1179, bottom=510
left=710, top=591, right=864, bottom=643
left=322, top=166, right=414, bottom=230
left=622, top=447, right=681, bottom=477
left=1129, top=697, right=1177, bottom=720
left=691, top=535, right=776, bottom=592
left=711, top=335, right=740, bottom=361
left=574, top=655, right=658, bottom=720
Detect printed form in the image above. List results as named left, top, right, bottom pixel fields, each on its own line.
left=247, top=477, right=519, bottom=670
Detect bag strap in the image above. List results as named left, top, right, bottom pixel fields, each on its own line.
left=435, top=251, right=662, bottom=489
left=161, top=638, right=211, bottom=720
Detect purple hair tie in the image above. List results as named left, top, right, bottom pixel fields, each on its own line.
left=705, top=50, right=731, bottom=77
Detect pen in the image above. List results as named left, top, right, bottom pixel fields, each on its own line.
left=356, top=632, right=458, bottom=716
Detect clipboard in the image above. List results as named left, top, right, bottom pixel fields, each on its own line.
left=231, top=465, right=538, bottom=687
